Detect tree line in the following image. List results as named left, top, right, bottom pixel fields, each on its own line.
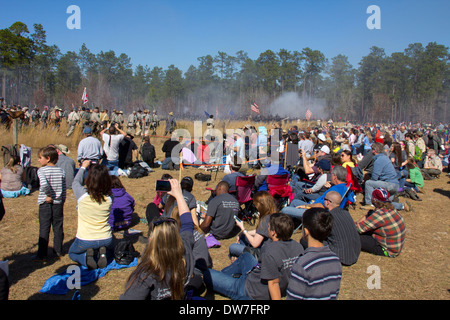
left=1, top=21, right=449, bottom=123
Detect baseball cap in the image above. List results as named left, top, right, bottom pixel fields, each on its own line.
left=372, top=188, right=390, bottom=202
left=320, top=145, right=330, bottom=154
left=83, top=126, right=92, bottom=134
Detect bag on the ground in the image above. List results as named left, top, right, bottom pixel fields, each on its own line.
left=114, top=240, right=140, bottom=265
left=128, top=162, right=149, bottom=179
left=1, top=145, right=18, bottom=167
left=24, top=166, right=40, bottom=190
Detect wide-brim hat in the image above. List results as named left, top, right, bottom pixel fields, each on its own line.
left=56, top=144, right=70, bottom=154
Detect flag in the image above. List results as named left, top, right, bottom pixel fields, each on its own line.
left=229, top=108, right=234, bottom=116
left=82, top=87, right=88, bottom=104
left=204, top=111, right=210, bottom=118
left=216, top=106, right=219, bottom=118
left=305, top=109, right=312, bottom=120
left=251, top=102, right=260, bottom=114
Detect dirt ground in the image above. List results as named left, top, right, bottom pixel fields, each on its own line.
left=0, top=139, right=449, bottom=301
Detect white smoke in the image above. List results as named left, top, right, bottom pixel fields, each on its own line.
left=268, top=91, right=328, bottom=120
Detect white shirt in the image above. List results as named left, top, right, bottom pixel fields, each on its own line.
left=102, top=133, right=124, bottom=161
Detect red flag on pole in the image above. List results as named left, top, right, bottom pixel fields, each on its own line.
left=251, top=102, right=260, bottom=114
left=305, top=109, right=312, bottom=120
left=82, top=87, right=88, bottom=104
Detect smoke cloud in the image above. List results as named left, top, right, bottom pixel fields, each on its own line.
left=268, top=91, right=328, bottom=120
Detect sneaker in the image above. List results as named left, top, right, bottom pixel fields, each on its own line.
left=360, top=204, right=375, bottom=210
left=416, top=186, right=425, bottom=194
left=403, top=201, right=411, bottom=212
left=97, top=246, right=108, bottom=269
left=86, top=248, right=97, bottom=269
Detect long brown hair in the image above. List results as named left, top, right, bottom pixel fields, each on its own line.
left=84, top=164, right=112, bottom=204
left=126, top=218, right=186, bottom=300
left=253, top=191, right=277, bottom=227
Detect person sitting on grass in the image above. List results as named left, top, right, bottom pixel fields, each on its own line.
left=68, top=161, right=113, bottom=269
left=0, top=155, right=30, bottom=198
left=108, top=175, right=136, bottom=233
left=355, top=188, right=406, bottom=258
left=202, top=213, right=304, bottom=300
left=286, top=207, right=342, bottom=300
left=229, top=191, right=278, bottom=259
left=120, top=179, right=195, bottom=300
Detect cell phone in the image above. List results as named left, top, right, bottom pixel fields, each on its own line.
left=234, top=215, right=242, bottom=223
left=155, top=180, right=171, bottom=192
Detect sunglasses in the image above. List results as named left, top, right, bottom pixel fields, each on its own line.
left=324, top=198, right=333, bottom=203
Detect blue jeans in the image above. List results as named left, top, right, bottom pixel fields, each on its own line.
left=364, top=180, right=399, bottom=205
left=281, top=199, right=308, bottom=220
left=103, top=159, right=119, bottom=175
left=68, top=237, right=114, bottom=267
left=203, top=252, right=257, bottom=300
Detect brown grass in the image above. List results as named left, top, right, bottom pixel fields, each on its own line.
left=0, top=121, right=449, bottom=300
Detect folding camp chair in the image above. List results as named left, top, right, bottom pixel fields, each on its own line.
left=235, top=175, right=258, bottom=225
left=266, top=173, right=292, bottom=210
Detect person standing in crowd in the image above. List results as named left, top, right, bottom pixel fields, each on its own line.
left=34, top=147, right=66, bottom=261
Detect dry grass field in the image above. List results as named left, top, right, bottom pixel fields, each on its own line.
left=0, top=121, right=449, bottom=301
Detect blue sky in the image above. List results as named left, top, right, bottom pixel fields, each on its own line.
left=2, top=0, right=449, bottom=73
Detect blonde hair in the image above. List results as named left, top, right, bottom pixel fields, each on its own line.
left=5, top=155, right=20, bottom=174
left=126, top=219, right=186, bottom=300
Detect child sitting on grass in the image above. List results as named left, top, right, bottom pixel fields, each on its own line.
left=287, top=207, right=342, bottom=300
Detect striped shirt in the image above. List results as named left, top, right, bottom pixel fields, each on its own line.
left=286, top=246, right=342, bottom=300
left=324, top=207, right=361, bottom=266
left=355, top=208, right=406, bottom=257
left=37, top=165, right=66, bottom=204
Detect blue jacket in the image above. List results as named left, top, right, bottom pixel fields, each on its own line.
left=371, top=154, right=399, bottom=184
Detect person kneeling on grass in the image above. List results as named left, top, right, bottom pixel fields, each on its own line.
left=202, top=213, right=304, bottom=300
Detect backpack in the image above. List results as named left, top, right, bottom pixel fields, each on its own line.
left=413, top=145, right=423, bottom=161
left=24, top=166, right=40, bottom=190
left=1, top=145, right=18, bottom=167
left=195, top=173, right=211, bottom=181
left=141, top=143, right=155, bottom=163
left=128, top=162, right=149, bottom=179
left=114, top=239, right=139, bottom=265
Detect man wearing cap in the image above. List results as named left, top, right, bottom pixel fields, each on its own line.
left=127, top=111, right=137, bottom=135
left=164, top=112, right=176, bottom=136
left=361, top=142, right=400, bottom=210
left=66, top=107, right=80, bottom=137
left=53, top=144, right=76, bottom=189
left=77, top=126, right=104, bottom=165
left=355, top=188, right=406, bottom=258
